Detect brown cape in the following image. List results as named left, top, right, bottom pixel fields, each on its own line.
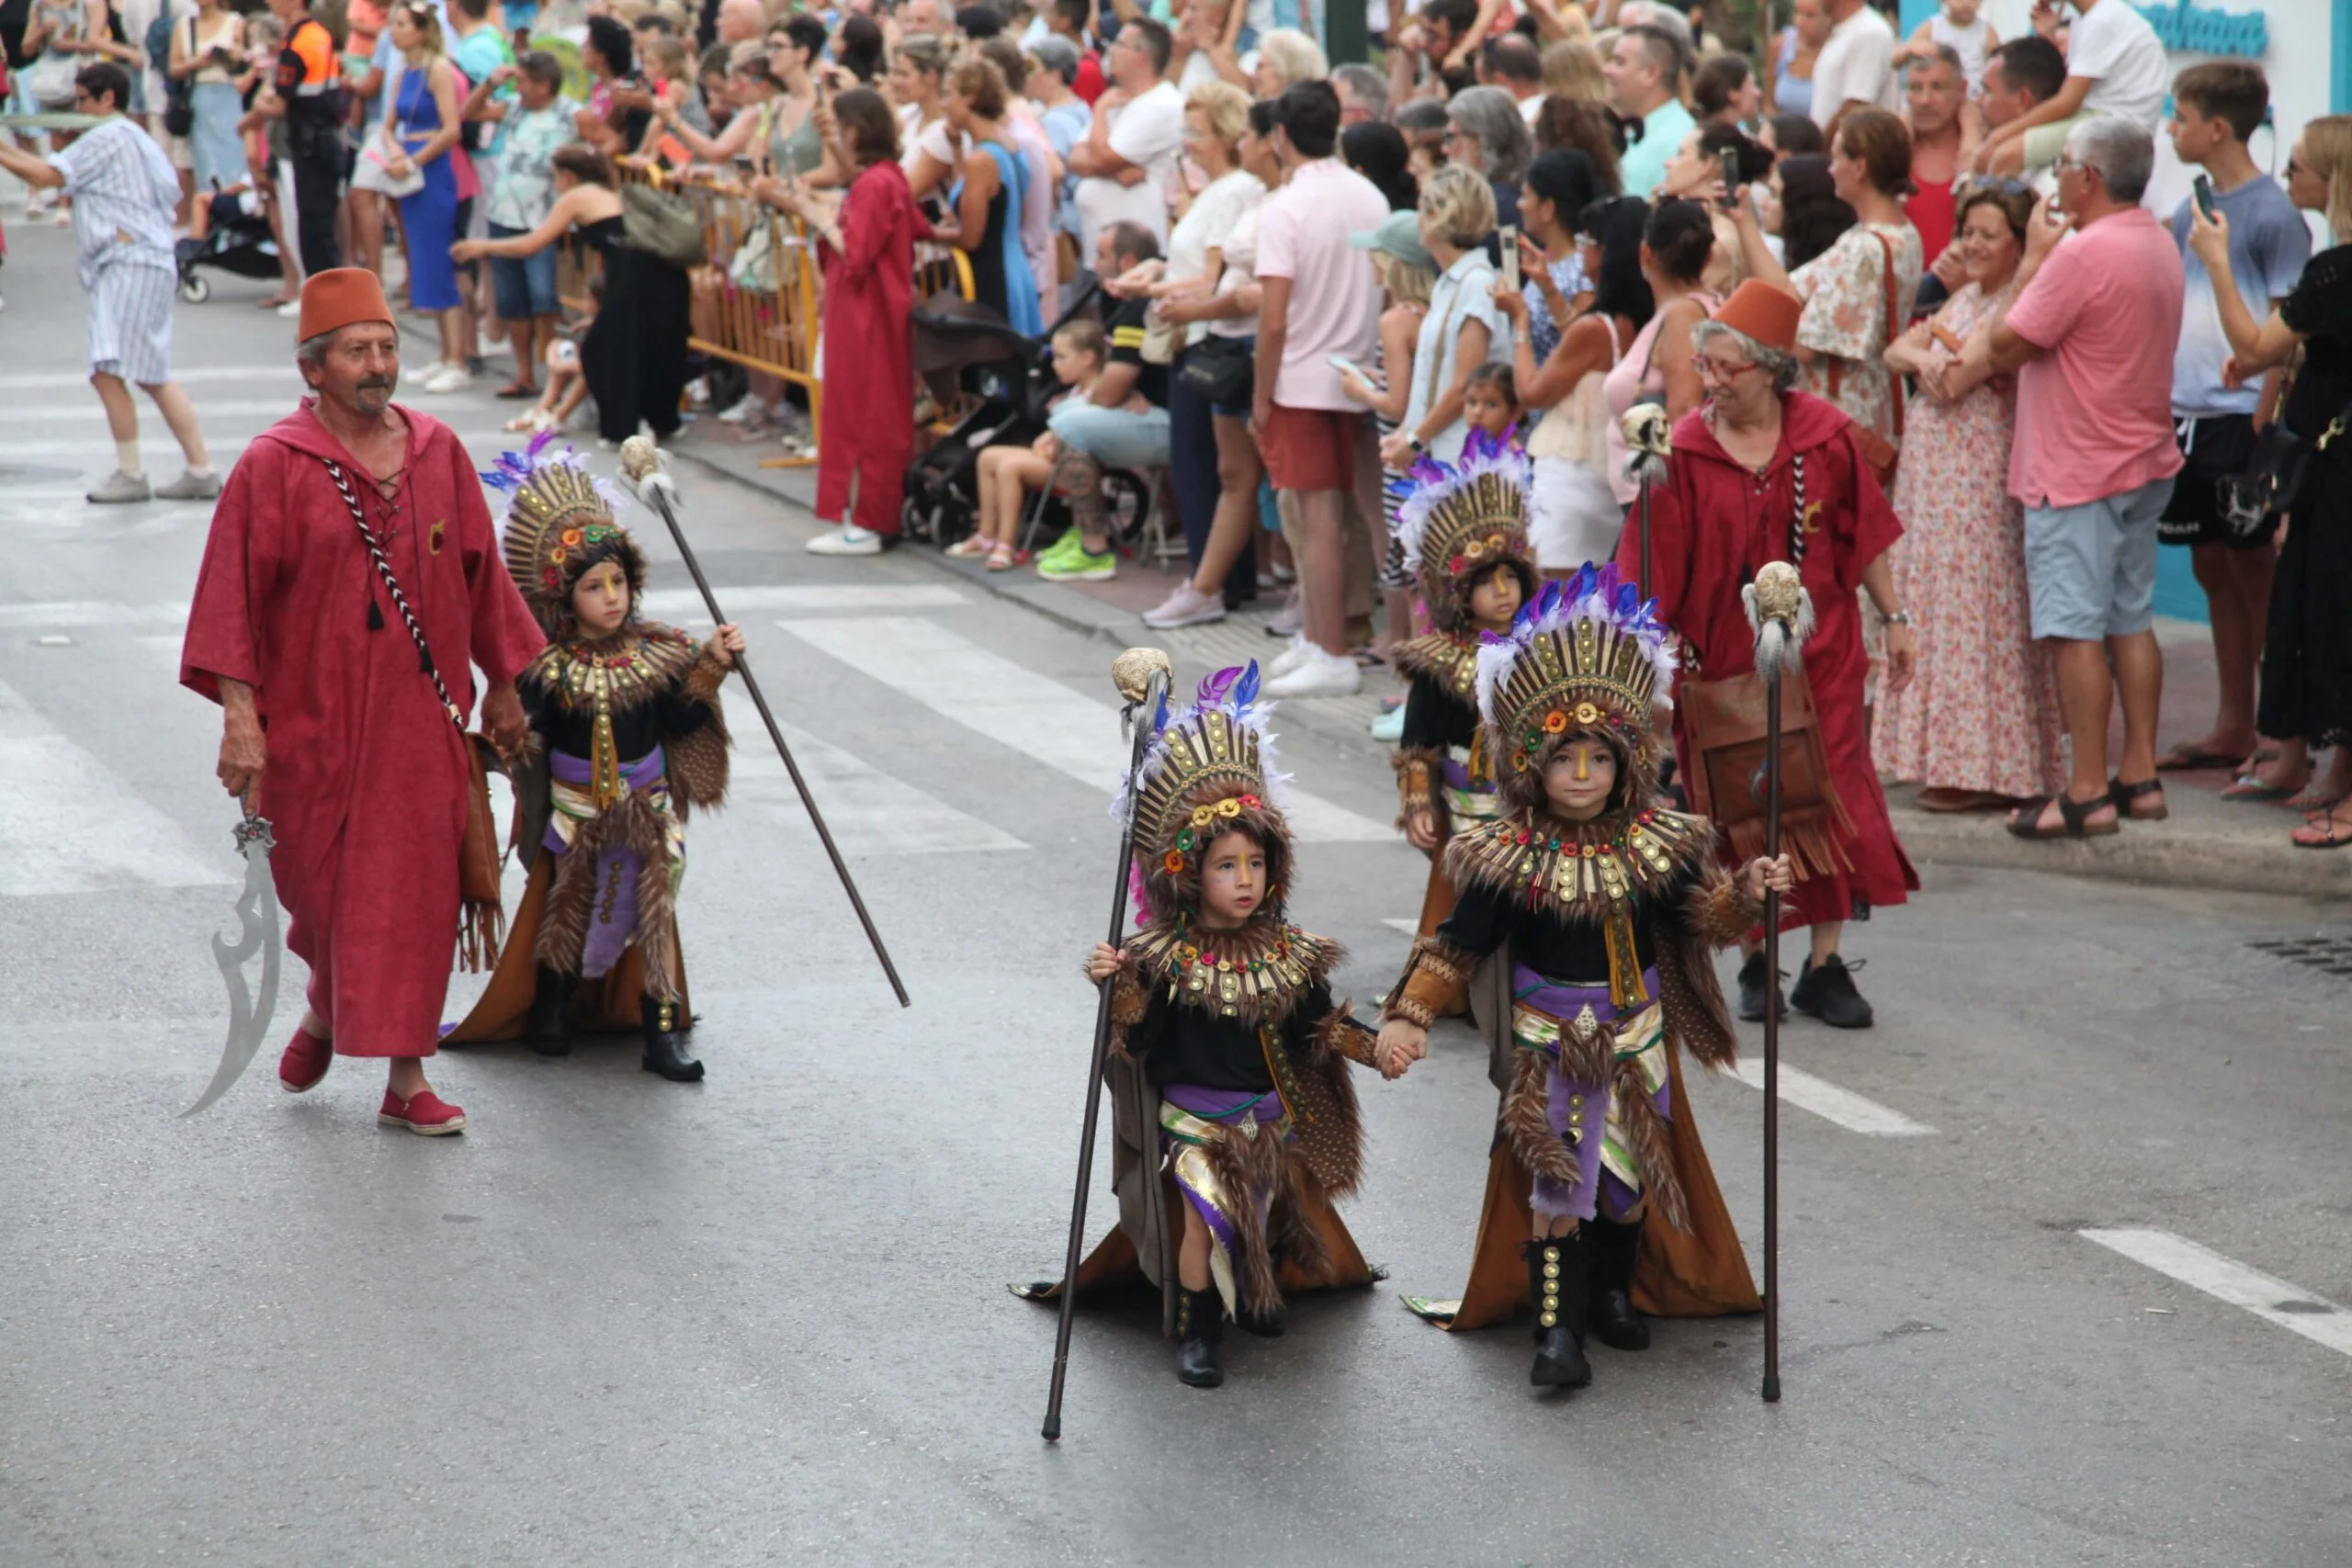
left=1409, top=937, right=1760, bottom=1328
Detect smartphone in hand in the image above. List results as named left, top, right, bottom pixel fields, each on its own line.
left=2192, top=173, right=2216, bottom=221
left=1328, top=354, right=1363, bottom=380
left=1498, top=224, right=1520, bottom=293
left=1717, top=146, right=1743, bottom=209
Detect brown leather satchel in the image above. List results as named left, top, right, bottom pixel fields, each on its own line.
left=1822, top=228, right=1905, bottom=491
left=1671, top=452, right=1855, bottom=880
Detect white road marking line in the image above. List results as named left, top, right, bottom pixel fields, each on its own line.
left=774, top=615, right=1395, bottom=843
left=1728, top=1058, right=1937, bottom=1136
left=0, top=678, right=226, bottom=894
left=639, top=584, right=968, bottom=619
left=724, top=694, right=1025, bottom=856
left=0, top=399, right=314, bottom=423
left=0, top=366, right=300, bottom=391
left=2080, top=1229, right=2352, bottom=1359
left=0, top=600, right=192, bottom=629
left=0, top=432, right=516, bottom=463
left=1383, top=918, right=1419, bottom=934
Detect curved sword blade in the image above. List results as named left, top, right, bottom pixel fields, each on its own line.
left=181, top=828, right=283, bottom=1118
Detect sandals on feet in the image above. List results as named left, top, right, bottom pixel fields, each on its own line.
left=2221, top=773, right=2304, bottom=802
left=2291, top=811, right=2352, bottom=851
left=944, top=536, right=991, bottom=558
left=2007, top=792, right=2120, bottom=840
left=986, top=545, right=1019, bottom=571
left=2108, top=777, right=2168, bottom=821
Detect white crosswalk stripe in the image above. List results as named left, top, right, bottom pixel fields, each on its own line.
left=2080, top=1228, right=2352, bottom=1359
left=722, top=692, right=1024, bottom=857
left=0, top=677, right=225, bottom=894
left=0, top=365, right=300, bottom=391
left=1729, top=1057, right=1937, bottom=1136
left=774, top=615, right=1396, bottom=842
left=639, top=584, right=969, bottom=619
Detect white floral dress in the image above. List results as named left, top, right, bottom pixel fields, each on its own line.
left=1872, top=282, right=2064, bottom=799
left=1790, top=220, right=1923, bottom=443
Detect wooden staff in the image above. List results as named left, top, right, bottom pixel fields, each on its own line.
left=1041, top=647, right=1172, bottom=1442
left=1745, top=559, right=1810, bottom=1403
left=617, top=436, right=909, bottom=1008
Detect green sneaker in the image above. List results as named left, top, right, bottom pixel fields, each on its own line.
left=1033, top=529, right=1086, bottom=570
left=1037, top=545, right=1118, bottom=582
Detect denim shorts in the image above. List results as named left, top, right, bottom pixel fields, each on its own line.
left=2023, top=476, right=2174, bottom=641
left=488, top=221, right=560, bottom=320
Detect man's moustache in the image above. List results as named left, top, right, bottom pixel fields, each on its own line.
left=357, top=378, right=396, bottom=391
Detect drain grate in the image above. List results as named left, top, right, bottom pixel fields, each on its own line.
left=2246, top=936, right=2352, bottom=978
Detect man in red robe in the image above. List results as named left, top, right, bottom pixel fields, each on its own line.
left=181, top=269, right=545, bottom=1134
left=1617, top=280, right=1921, bottom=1031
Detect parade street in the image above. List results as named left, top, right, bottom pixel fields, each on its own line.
left=4, top=224, right=2351, bottom=1568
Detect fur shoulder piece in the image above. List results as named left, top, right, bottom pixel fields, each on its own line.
left=1390, top=633, right=1482, bottom=702
left=1126, top=917, right=1340, bottom=1032
left=1442, top=806, right=1717, bottom=925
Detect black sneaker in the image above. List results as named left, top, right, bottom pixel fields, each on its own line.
left=1736, top=951, right=1786, bottom=1022
left=1791, top=954, right=1873, bottom=1029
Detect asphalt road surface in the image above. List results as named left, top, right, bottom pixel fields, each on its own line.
left=2, top=220, right=2349, bottom=1568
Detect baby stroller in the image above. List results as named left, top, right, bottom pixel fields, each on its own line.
left=174, top=190, right=286, bottom=304
left=900, top=283, right=1154, bottom=556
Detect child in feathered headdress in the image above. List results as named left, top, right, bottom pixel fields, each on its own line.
left=1016, top=664, right=1382, bottom=1390
left=1375, top=567, right=1793, bottom=1394
left=445, top=434, right=741, bottom=1083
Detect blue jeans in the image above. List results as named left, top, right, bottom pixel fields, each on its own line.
left=1047, top=401, right=1170, bottom=469
left=488, top=221, right=560, bottom=320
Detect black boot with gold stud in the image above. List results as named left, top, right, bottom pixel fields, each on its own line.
left=639, top=995, right=705, bottom=1082
left=1525, top=1234, right=1592, bottom=1388
left=1175, top=1285, right=1226, bottom=1388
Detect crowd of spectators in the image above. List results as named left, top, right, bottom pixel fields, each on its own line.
left=3, top=0, right=2342, bottom=837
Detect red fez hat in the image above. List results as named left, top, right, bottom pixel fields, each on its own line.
left=1710, top=279, right=1803, bottom=356
left=297, top=268, right=395, bottom=343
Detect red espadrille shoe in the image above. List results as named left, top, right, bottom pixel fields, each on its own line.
left=379, top=1089, right=468, bottom=1135
left=278, top=1029, right=334, bottom=1093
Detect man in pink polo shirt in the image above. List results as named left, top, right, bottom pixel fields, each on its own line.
left=1973, top=117, right=2184, bottom=840
left=1252, top=79, right=1393, bottom=699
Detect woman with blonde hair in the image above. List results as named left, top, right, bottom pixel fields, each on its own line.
left=1137, top=78, right=1267, bottom=627
left=2188, top=114, right=2352, bottom=848
left=1250, top=28, right=1328, bottom=98
left=1381, top=164, right=1505, bottom=469
left=892, top=32, right=959, bottom=201
left=1540, top=38, right=1605, bottom=100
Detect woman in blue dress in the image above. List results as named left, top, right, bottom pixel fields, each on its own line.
left=942, top=55, right=1040, bottom=337
left=384, top=0, right=471, bottom=390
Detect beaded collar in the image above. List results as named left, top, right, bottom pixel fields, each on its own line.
left=525, top=624, right=698, bottom=717
left=1443, top=802, right=1715, bottom=920
left=1390, top=632, right=1482, bottom=703
left=1127, top=914, right=1340, bottom=1030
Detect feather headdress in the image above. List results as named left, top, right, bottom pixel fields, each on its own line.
left=1476, top=561, right=1678, bottom=804
left=484, top=433, right=644, bottom=634
left=1388, top=426, right=1538, bottom=630
left=1114, top=662, right=1295, bottom=923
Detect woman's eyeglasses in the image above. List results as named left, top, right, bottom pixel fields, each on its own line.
left=1692, top=355, right=1765, bottom=381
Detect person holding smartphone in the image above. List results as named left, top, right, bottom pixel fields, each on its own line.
left=168, top=0, right=245, bottom=197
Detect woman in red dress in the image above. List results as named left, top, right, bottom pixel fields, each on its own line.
left=1617, top=280, right=1920, bottom=1029
left=770, top=88, right=930, bottom=557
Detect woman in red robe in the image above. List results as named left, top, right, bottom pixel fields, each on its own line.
left=771, top=87, right=933, bottom=557
left=1616, top=280, right=1920, bottom=1030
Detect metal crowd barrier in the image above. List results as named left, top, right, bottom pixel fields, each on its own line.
left=554, top=161, right=975, bottom=471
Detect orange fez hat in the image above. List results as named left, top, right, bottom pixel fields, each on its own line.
left=1710, top=279, right=1804, bottom=355
left=296, top=267, right=396, bottom=342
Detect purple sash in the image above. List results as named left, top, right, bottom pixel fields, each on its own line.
left=548, top=747, right=669, bottom=978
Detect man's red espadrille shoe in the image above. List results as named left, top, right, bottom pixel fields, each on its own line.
left=379, top=1089, right=468, bottom=1135
left=278, top=1029, right=334, bottom=1093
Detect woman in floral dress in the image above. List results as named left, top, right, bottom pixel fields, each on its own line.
left=1874, top=185, right=2062, bottom=809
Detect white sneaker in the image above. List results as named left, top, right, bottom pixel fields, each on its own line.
left=275, top=301, right=301, bottom=318
left=716, top=393, right=761, bottom=424
left=807, top=522, right=884, bottom=557
left=1141, top=581, right=1227, bottom=630
left=1262, top=645, right=1362, bottom=699
left=1266, top=634, right=1316, bottom=679
left=419, top=364, right=471, bottom=393
left=1262, top=587, right=1304, bottom=637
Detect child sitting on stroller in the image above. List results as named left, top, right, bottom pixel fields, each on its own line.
left=947, top=319, right=1143, bottom=571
